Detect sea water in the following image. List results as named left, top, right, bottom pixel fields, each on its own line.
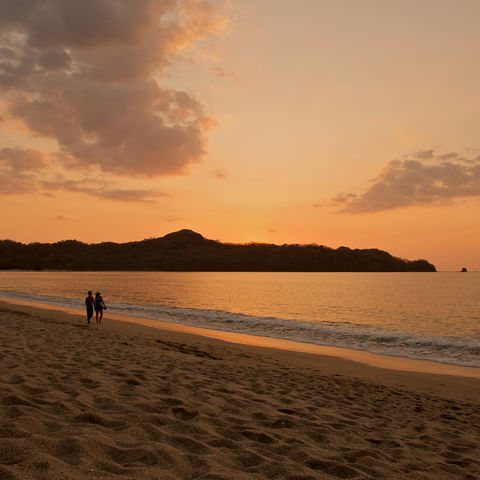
left=0, top=271, right=479, bottom=368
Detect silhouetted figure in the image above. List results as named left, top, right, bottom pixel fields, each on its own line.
left=461, top=267, right=467, bottom=272
left=94, top=292, right=106, bottom=324
left=85, top=290, right=95, bottom=324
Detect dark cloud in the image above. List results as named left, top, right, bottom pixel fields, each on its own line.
left=0, top=147, right=46, bottom=171
left=40, top=178, right=84, bottom=192
left=0, top=161, right=167, bottom=200
left=0, top=0, right=230, bottom=179
left=0, top=171, right=36, bottom=194
left=0, top=147, right=45, bottom=194
left=10, top=79, right=210, bottom=175
left=331, top=192, right=357, bottom=204
left=437, top=152, right=459, bottom=161
left=313, top=193, right=356, bottom=209
left=414, top=149, right=434, bottom=160
left=332, top=150, right=480, bottom=213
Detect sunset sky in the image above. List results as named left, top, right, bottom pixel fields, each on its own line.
left=1, top=0, right=479, bottom=271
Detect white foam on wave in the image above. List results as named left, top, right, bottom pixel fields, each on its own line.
left=2, top=290, right=479, bottom=368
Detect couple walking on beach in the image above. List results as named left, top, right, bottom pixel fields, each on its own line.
left=85, top=291, right=107, bottom=324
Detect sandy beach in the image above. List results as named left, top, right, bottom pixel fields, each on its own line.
left=0, top=300, right=479, bottom=479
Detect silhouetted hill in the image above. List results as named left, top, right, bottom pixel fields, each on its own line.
left=0, top=229, right=436, bottom=272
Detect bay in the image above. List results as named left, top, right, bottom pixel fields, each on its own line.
left=0, top=271, right=479, bottom=367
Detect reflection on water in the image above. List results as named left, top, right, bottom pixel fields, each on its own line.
left=0, top=271, right=479, bottom=366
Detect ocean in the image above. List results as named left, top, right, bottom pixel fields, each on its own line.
left=0, top=271, right=479, bottom=368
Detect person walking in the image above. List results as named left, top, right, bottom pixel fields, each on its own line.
left=85, top=290, right=95, bottom=324
left=94, top=292, right=106, bottom=324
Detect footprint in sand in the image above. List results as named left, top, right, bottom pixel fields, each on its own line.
left=0, top=395, right=32, bottom=407
left=73, top=412, right=125, bottom=428
left=240, top=430, right=276, bottom=444
left=169, top=435, right=211, bottom=454
left=0, top=426, right=31, bottom=439
left=161, top=397, right=183, bottom=406
left=125, top=378, right=142, bottom=386
left=306, top=459, right=361, bottom=479
left=0, top=466, right=16, bottom=480
left=278, top=408, right=297, bottom=415
left=0, top=439, right=27, bottom=465
left=207, top=438, right=239, bottom=449
left=55, top=437, right=83, bottom=466
left=4, top=375, right=24, bottom=385
left=106, top=445, right=158, bottom=467
left=172, top=407, right=199, bottom=420
left=79, top=377, right=100, bottom=389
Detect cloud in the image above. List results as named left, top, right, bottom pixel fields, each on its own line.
left=41, top=176, right=166, bottom=203
left=331, top=150, right=480, bottom=213
left=0, top=154, right=168, bottom=200
left=214, top=168, right=227, bottom=179
left=0, top=147, right=45, bottom=194
left=0, top=147, right=46, bottom=171
left=0, top=0, right=231, bottom=179
left=9, top=80, right=213, bottom=176
left=414, top=149, right=434, bottom=160
left=0, top=171, right=36, bottom=194
left=88, top=188, right=167, bottom=203
left=330, top=192, right=357, bottom=204
left=437, top=152, right=459, bottom=161
left=213, top=66, right=239, bottom=81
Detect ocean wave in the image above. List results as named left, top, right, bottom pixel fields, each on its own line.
left=1, top=290, right=479, bottom=368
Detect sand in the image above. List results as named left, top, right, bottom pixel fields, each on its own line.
left=0, top=300, right=479, bottom=479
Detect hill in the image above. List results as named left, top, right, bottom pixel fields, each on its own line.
left=0, top=229, right=436, bottom=272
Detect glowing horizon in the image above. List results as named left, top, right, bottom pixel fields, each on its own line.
left=1, top=0, right=479, bottom=271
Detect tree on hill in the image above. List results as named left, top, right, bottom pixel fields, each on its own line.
left=0, top=230, right=436, bottom=272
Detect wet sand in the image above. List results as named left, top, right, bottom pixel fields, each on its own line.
left=0, top=299, right=479, bottom=479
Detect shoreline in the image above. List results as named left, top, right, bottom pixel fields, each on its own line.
left=1, top=298, right=479, bottom=402
left=1, top=296, right=479, bottom=380
left=1, top=298, right=479, bottom=479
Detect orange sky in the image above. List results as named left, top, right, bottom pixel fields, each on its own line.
left=1, top=0, right=479, bottom=271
